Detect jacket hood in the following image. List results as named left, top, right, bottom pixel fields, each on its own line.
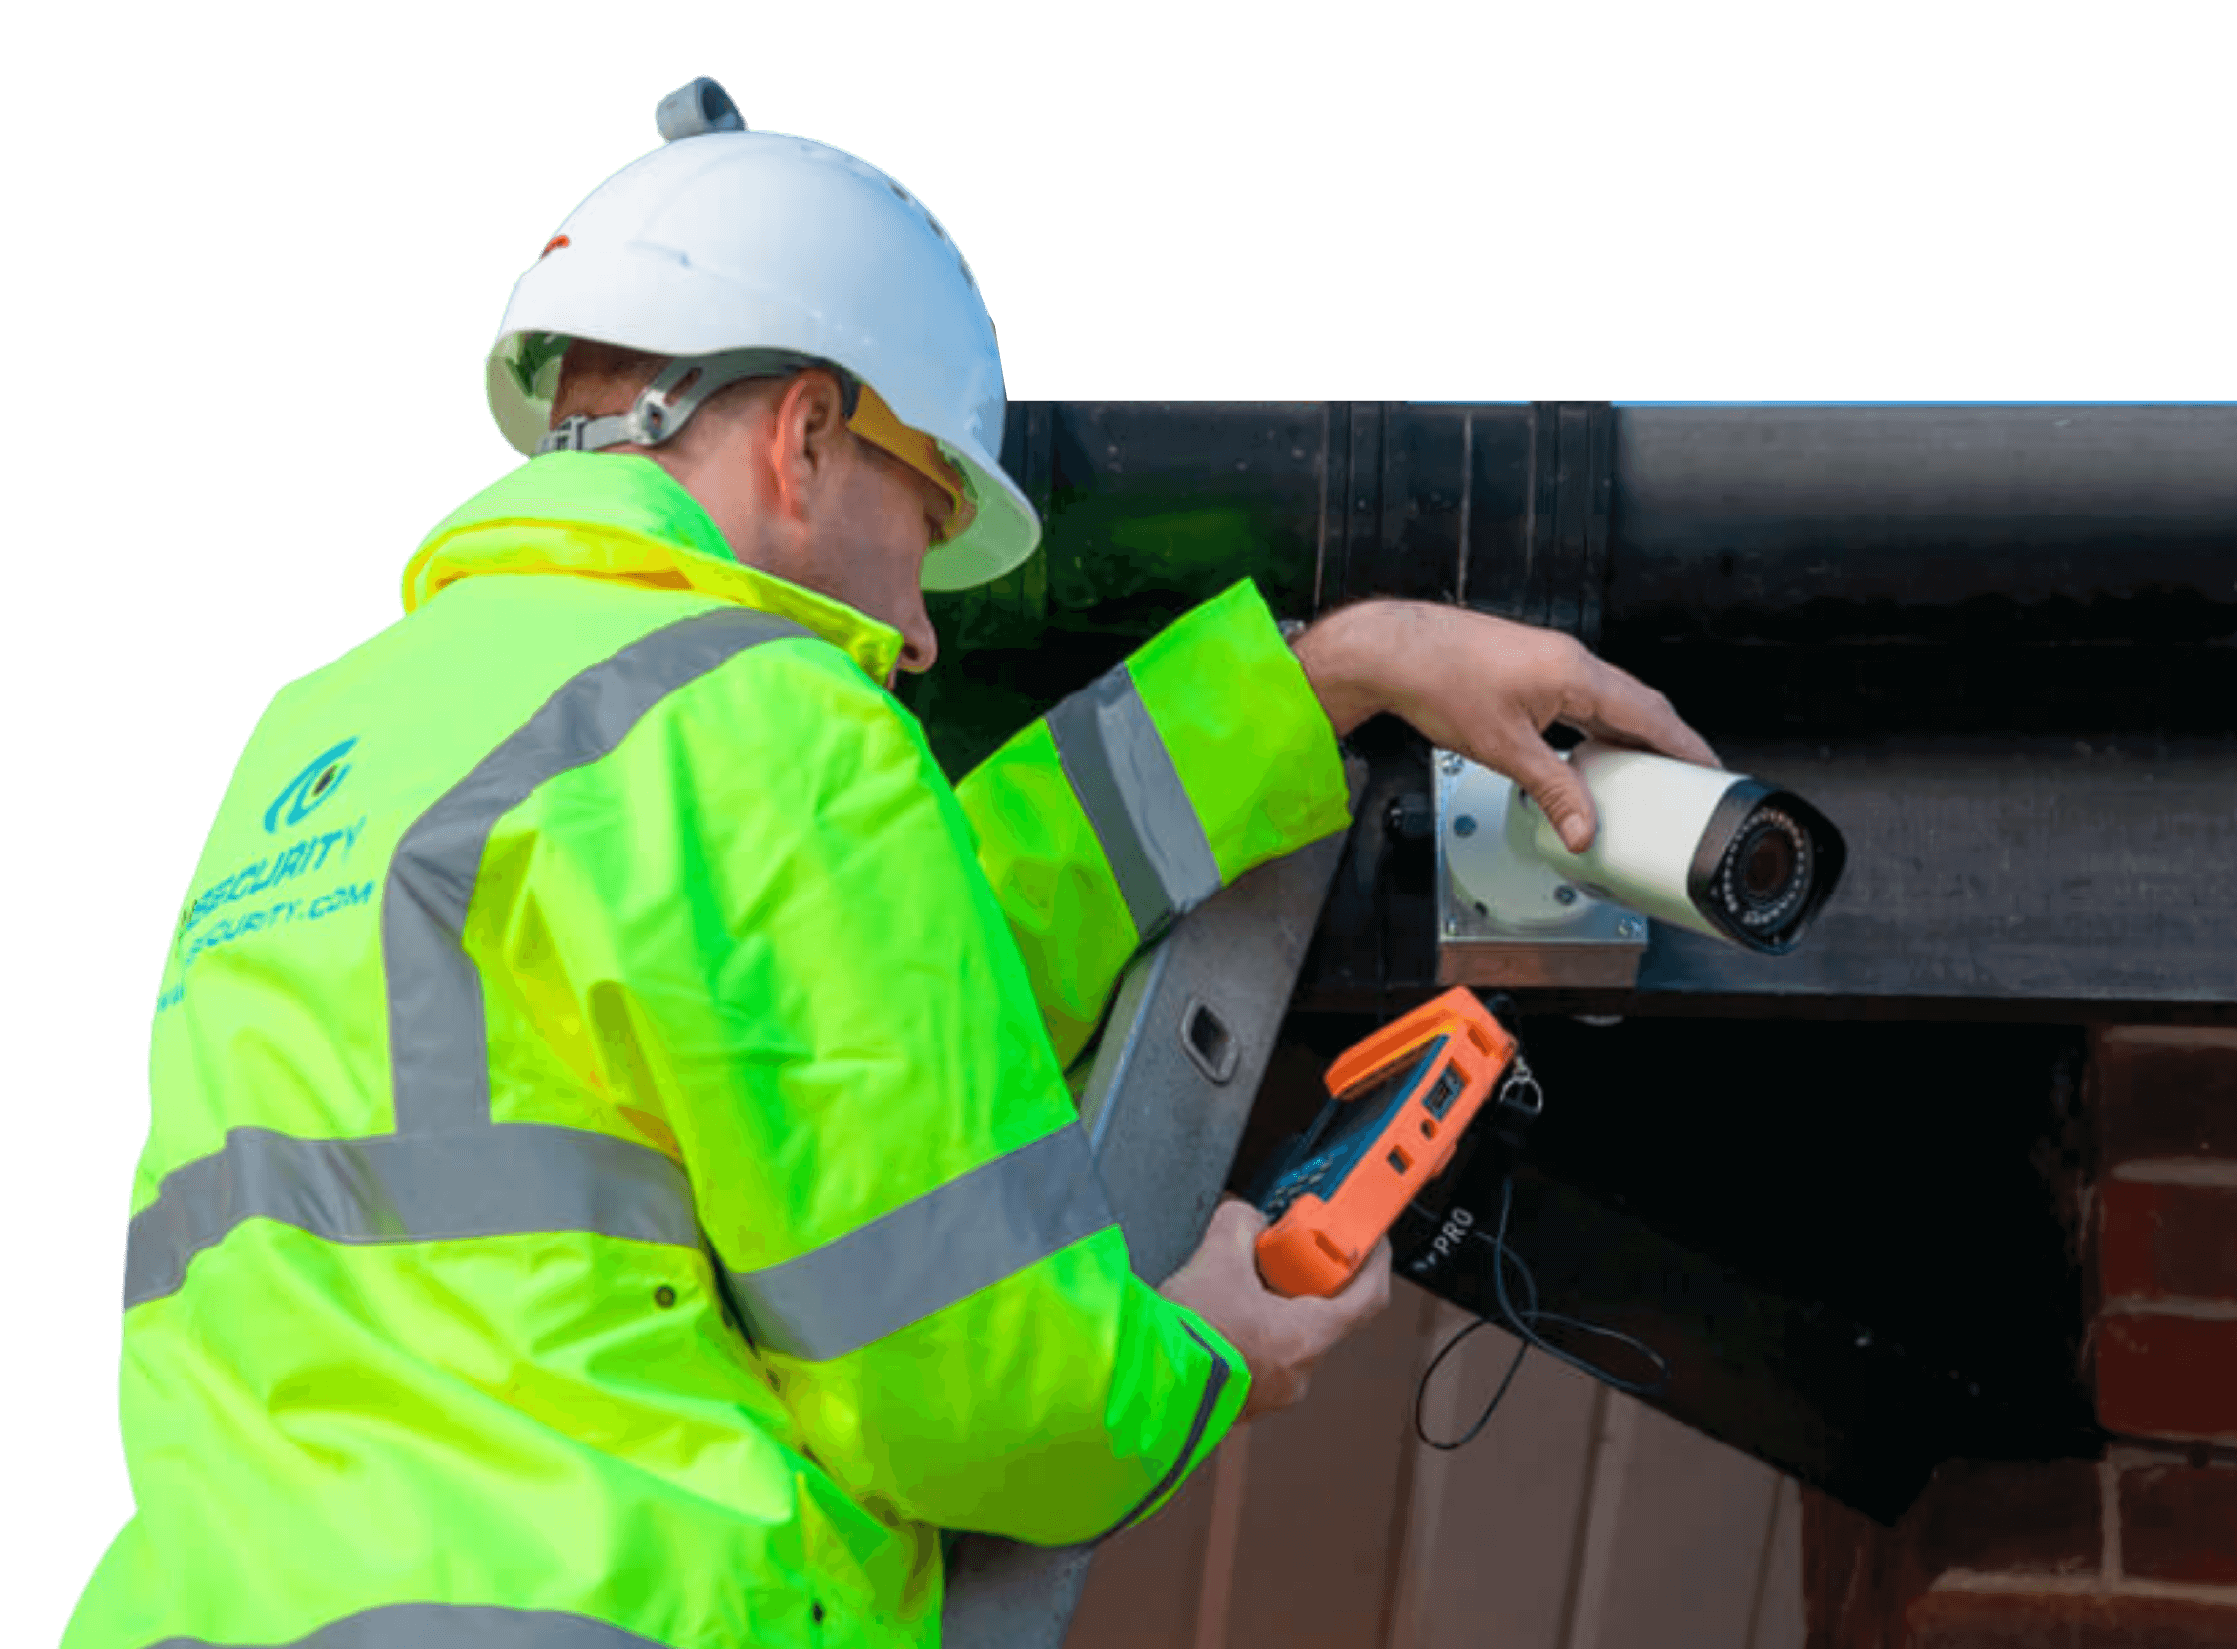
left=403, top=452, right=905, bottom=684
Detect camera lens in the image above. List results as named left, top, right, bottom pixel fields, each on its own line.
left=1684, top=776, right=1847, bottom=954
left=1717, top=808, right=1813, bottom=934
left=1739, top=821, right=1798, bottom=903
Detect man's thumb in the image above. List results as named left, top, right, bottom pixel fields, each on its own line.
left=1514, top=750, right=1597, bottom=855
left=1209, top=1196, right=1268, bottom=1251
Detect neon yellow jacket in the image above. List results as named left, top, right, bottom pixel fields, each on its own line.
left=66, top=453, right=1352, bottom=1649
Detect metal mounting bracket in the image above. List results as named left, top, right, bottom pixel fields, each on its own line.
left=1433, top=750, right=1647, bottom=990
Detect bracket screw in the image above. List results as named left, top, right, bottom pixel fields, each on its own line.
left=1618, top=918, right=1644, bottom=939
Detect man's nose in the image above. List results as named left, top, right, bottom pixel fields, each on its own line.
left=897, top=611, right=939, bottom=676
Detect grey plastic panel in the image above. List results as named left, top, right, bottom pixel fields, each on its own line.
left=942, top=786, right=1358, bottom=1647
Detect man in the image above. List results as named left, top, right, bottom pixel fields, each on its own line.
left=67, top=94, right=1715, bottom=1649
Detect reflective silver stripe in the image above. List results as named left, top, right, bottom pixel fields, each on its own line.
left=124, top=1125, right=703, bottom=1308
left=147, top=1602, right=674, bottom=1647
left=385, top=608, right=809, bottom=1135
left=1044, top=665, right=1223, bottom=942
left=726, top=1124, right=1116, bottom=1362
left=130, top=610, right=807, bottom=1306
left=1098, top=1320, right=1234, bottom=1540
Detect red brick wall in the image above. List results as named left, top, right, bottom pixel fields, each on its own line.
left=1804, top=1027, right=2237, bottom=1647
left=2092, top=1028, right=2237, bottom=1450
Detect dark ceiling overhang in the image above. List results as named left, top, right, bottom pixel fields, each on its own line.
left=900, top=402, right=2237, bottom=1520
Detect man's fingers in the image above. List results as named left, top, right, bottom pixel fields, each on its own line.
left=1575, top=717, right=1723, bottom=774
left=1576, top=662, right=1721, bottom=770
left=1208, top=1196, right=1267, bottom=1235
left=1330, top=1239, right=1393, bottom=1325
left=1205, top=1197, right=1269, bottom=1259
left=1342, top=1237, right=1392, bottom=1295
left=1162, top=1198, right=1266, bottom=1297
left=1504, top=737, right=1599, bottom=855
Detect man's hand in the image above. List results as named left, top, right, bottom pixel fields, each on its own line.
left=1292, top=601, right=1720, bottom=855
left=1159, top=1199, right=1392, bottom=1422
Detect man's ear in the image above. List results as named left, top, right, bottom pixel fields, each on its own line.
left=781, top=367, right=850, bottom=455
left=760, top=373, right=845, bottom=514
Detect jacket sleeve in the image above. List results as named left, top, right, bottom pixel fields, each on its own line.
left=528, top=630, right=1246, bottom=1543
left=951, top=580, right=1353, bottom=1070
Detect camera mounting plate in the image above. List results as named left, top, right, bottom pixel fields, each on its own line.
left=1433, top=751, right=1648, bottom=989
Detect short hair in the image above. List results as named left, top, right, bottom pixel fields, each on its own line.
left=549, top=337, right=795, bottom=436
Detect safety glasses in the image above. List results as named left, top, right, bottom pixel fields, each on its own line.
left=847, top=380, right=977, bottom=545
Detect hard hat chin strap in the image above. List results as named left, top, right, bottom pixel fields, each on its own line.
left=539, top=348, right=861, bottom=455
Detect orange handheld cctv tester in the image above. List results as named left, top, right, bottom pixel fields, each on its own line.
left=1250, top=988, right=1526, bottom=1298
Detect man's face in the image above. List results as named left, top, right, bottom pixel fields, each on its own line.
left=693, top=370, right=954, bottom=687
left=813, top=433, right=949, bottom=687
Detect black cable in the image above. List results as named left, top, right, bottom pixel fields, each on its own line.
left=1412, top=1175, right=1672, bottom=1451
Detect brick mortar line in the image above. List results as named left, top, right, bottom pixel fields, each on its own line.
left=2108, top=1439, right=2237, bottom=1469
left=2109, top=1160, right=2237, bottom=1188
left=2103, top=1296, right=2237, bottom=1322
left=1929, top=1570, right=2237, bottom=1606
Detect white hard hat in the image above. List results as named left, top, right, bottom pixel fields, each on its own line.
left=486, top=79, right=1039, bottom=593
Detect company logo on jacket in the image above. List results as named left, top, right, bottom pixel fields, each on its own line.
left=174, top=733, right=378, bottom=953
left=265, top=740, right=358, bottom=834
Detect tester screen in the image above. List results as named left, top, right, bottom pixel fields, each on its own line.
left=1263, top=1035, right=1453, bottom=1215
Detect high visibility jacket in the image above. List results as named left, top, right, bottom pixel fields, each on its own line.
left=68, top=452, right=1352, bottom=1649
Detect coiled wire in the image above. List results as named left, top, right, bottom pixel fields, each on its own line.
left=1414, top=1176, right=1673, bottom=1452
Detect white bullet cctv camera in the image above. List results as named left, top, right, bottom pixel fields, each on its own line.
left=1443, top=742, right=1846, bottom=959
